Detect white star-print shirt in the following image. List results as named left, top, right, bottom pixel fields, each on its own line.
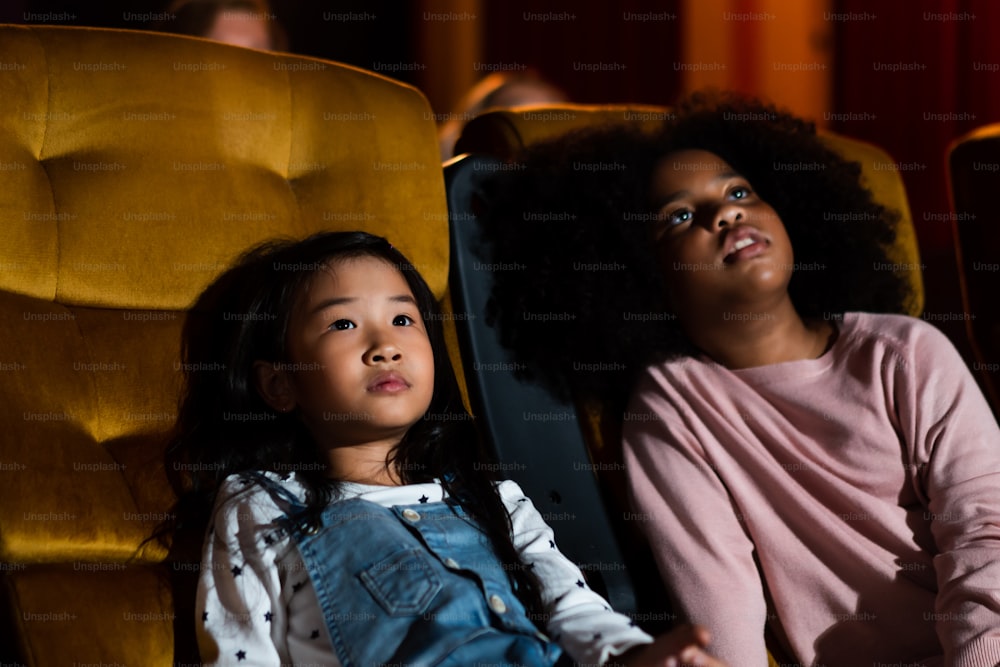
left=197, top=472, right=653, bottom=666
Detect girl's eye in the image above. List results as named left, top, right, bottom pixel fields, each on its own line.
left=666, top=208, right=693, bottom=227
left=729, top=186, right=752, bottom=200
left=330, top=319, right=355, bottom=331
left=393, top=314, right=415, bottom=326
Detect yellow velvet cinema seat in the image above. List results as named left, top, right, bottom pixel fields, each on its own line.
left=947, top=124, right=1000, bottom=415
left=447, top=103, right=925, bottom=667
left=0, top=24, right=452, bottom=666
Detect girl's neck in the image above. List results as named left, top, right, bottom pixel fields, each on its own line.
left=685, top=299, right=836, bottom=370
left=322, top=439, right=403, bottom=486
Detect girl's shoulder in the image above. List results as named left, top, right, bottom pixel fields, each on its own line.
left=627, top=312, right=954, bottom=397
left=836, top=312, right=974, bottom=388
left=213, top=474, right=533, bottom=521
left=841, top=311, right=956, bottom=360
left=215, top=471, right=308, bottom=511
left=209, top=472, right=308, bottom=552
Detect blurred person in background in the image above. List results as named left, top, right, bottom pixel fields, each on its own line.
left=152, top=0, right=287, bottom=51
left=439, top=70, right=568, bottom=161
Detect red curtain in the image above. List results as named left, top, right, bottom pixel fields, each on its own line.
left=482, top=0, right=684, bottom=106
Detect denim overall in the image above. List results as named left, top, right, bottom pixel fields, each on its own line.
left=251, top=474, right=565, bottom=667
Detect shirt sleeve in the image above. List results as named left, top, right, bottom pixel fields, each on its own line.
left=622, top=383, right=771, bottom=667
left=897, top=321, right=1000, bottom=667
left=499, top=479, right=653, bottom=666
left=196, top=481, right=287, bottom=667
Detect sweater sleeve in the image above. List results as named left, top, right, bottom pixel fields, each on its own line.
left=622, top=382, right=770, bottom=667
left=897, top=322, right=1000, bottom=667
left=499, top=480, right=653, bottom=665
left=196, top=481, right=287, bottom=667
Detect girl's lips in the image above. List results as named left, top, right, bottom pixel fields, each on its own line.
left=367, top=372, right=410, bottom=393
left=723, top=238, right=768, bottom=264
left=722, top=227, right=768, bottom=264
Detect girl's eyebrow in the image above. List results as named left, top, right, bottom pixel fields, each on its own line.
left=307, top=294, right=416, bottom=317
left=653, top=170, right=742, bottom=209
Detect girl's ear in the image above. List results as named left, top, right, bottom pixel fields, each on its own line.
left=253, top=360, right=297, bottom=413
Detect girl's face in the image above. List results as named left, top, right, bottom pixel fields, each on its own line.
left=648, top=149, right=795, bottom=319
left=272, top=255, right=435, bottom=450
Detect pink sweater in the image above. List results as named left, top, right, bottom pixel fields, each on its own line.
left=623, top=312, right=1000, bottom=667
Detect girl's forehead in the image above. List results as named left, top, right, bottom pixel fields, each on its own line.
left=655, top=149, right=735, bottom=174
left=649, top=149, right=744, bottom=197
left=314, top=255, right=400, bottom=278
left=294, top=255, right=414, bottom=304
left=309, top=255, right=406, bottom=283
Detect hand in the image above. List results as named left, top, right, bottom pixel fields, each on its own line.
left=618, top=624, right=728, bottom=667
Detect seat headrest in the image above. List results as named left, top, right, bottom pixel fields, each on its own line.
left=0, top=24, right=449, bottom=309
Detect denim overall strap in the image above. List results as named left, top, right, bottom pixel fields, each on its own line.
left=291, top=496, right=564, bottom=667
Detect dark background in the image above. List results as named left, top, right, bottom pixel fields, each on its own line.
left=5, top=0, right=999, bottom=360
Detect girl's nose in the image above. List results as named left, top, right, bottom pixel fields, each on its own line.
left=712, top=207, right=743, bottom=230
left=365, top=339, right=402, bottom=364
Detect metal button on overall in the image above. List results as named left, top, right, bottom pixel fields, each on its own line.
left=488, top=595, right=507, bottom=614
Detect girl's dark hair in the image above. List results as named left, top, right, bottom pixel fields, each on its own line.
left=483, top=92, right=911, bottom=406
left=162, top=231, right=545, bottom=621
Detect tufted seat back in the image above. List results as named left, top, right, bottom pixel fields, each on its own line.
left=0, top=24, right=449, bottom=666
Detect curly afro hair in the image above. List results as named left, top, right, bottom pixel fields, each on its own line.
left=481, top=92, right=911, bottom=406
